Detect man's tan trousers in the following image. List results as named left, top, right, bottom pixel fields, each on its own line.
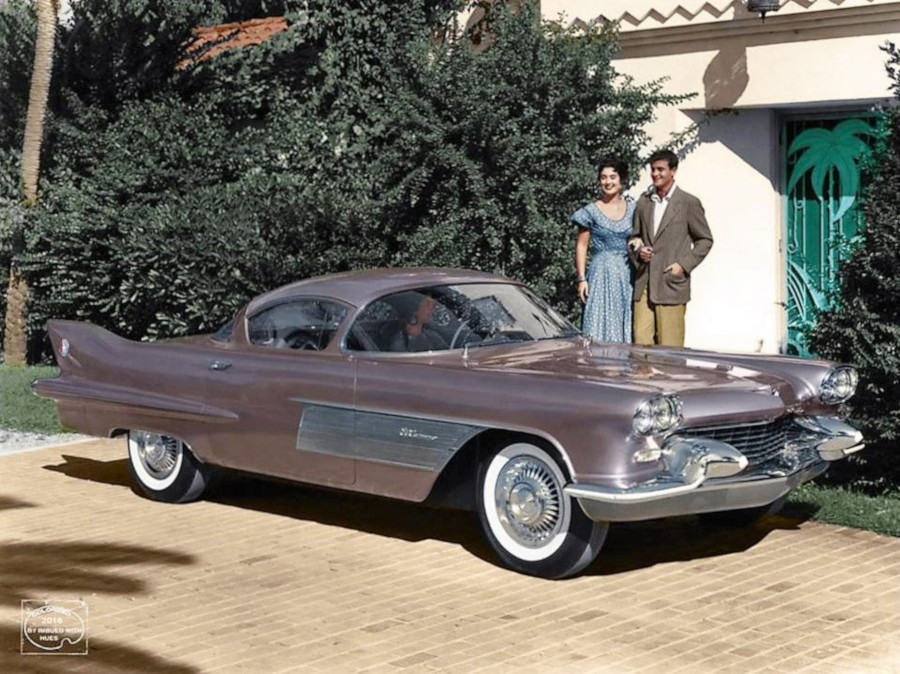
left=633, top=289, right=686, bottom=347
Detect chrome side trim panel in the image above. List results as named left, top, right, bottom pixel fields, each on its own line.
left=297, top=404, right=484, bottom=471
left=292, top=396, right=578, bottom=480
left=354, top=409, right=484, bottom=471
left=296, top=404, right=355, bottom=457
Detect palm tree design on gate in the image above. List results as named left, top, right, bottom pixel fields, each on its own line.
left=785, top=118, right=875, bottom=356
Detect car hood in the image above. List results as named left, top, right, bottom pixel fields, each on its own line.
left=462, top=338, right=800, bottom=400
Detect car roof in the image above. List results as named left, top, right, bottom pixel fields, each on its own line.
left=245, top=267, right=519, bottom=314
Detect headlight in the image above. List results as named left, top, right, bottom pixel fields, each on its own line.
left=819, top=366, right=858, bottom=404
left=632, top=394, right=683, bottom=436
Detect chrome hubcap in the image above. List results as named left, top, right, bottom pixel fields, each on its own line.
left=135, top=432, right=180, bottom=479
left=495, top=457, right=563, bottom=548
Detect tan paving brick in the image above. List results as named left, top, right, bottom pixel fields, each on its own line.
left=2, top=439, right=899, bottom=673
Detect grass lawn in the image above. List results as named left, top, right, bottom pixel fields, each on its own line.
left=787, top=483, right=900, bottom=538
left=0, top=364, right=65, bottom=434
left=1, top=366, right=898, bottom=536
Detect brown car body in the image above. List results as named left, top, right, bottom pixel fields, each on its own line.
left=34, top=268, right=865, bottom=577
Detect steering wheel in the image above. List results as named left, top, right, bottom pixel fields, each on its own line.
left=276, top=330, right=320, bottom=351
left=449, top=320, right=472, bottom=349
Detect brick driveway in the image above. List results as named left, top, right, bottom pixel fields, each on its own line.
left=1, top=439, right=898, bottom=673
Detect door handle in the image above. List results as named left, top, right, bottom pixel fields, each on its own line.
left=209, top=360, right=232, bottom=371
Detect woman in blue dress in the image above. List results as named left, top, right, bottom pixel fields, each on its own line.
left=572, top=157, right=639, bottom=343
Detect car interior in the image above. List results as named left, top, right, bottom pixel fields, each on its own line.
left=346, top=290, right=468, bottom=353
left=248, top=299, right=348, bottom=351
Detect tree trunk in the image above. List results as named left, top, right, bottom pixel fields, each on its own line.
left=3, top=269, right=27, bottom=366
left=3, top=0, right=57, bottom=366
left=21, top=0, right=58, bottom=206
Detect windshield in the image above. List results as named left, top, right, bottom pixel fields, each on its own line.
left=346, top=283, right=580, bottom=353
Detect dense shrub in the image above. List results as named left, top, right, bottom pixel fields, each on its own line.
left=369, top=5, right=684, bottom=313
left=806, top=43, right=900, bottom=491
left=0, top=0, right=35, bottom=153
left=7, top=0, right=685, bottom=359
left=0, top=152, right=24, bottom=348
left=0, top=0, right=36, bottom=349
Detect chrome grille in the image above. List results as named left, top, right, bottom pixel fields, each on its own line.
left=677, top=417, right=791, bottom=467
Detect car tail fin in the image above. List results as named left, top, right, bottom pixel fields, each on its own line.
left=45, top=320, right=125, bottom=374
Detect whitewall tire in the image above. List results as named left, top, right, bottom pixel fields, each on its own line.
left=477, top=442, right=608, bottom=579
left=127, top=430, right=210, bottom=503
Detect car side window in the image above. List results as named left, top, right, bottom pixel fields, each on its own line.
left=248, top=299, right=348, bottom=351
left=345, top=299, right=398, bottom=352
left=346, top=289, right=461, bottom=353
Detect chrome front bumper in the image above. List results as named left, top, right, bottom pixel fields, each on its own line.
left=566, top=416, right=864, bottom=522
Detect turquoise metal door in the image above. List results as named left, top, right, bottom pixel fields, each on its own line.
left=783, top=116, right=877, bottom=356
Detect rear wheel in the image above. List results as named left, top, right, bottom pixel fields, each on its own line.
left=477, top=442, right=608, bottom=579
left=127, top=430, right=211, bottom=503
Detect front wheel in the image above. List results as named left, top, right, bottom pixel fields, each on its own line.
left=127, top=430, right=211, bottom=503
left=477, top=442, right=608, bottom=579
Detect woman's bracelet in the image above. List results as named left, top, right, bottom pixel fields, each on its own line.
left=576, top=277, right=587, bottom=284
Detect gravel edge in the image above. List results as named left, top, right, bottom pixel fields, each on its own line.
left=0, top=428, right=93, bottom=456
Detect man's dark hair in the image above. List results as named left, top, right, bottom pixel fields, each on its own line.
left=648, top=149, right=679, bottom=170
left=596, top=156, right=629, bottom=186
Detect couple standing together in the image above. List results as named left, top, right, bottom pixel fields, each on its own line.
left=572, top=150, right=714, bottom=347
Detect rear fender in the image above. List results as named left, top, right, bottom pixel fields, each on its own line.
left=34, top=321, right=222, bottom=463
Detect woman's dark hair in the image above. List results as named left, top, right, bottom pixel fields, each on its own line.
left=596, top=156, right=629, bottom=186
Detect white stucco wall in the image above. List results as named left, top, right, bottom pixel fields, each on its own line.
left=614, top=35, right=895, bottom=111
left=624, top=107, right=782, bottom=352
left=669, top=110, right=782, bottom=352
left=544, top=1, right=900, bottom=353
left=542, top=0, right=900, bottom=31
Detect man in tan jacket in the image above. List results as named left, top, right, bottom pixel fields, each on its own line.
left=629, top=150, right=713, bottom=347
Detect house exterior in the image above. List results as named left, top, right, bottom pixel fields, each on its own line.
left=542, top=0, right=900, bottom=355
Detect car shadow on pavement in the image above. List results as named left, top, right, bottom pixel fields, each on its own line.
left=210, top=471, right=500, bottom=562
left=0, top=542, right=198, bottom=673
left=43, top=453, right=133, bottom=488
left=586, top=506, right=817, bottom=576
left=45, top=454, right=498, bottom=560
left=44, top=453, right=819, bottom=575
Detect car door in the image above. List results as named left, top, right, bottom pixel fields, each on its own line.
left=203, top=297, right=358, bottom=487
left=346, top=290, right=484, bottom=501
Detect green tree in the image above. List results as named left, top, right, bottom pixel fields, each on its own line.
left=0, top=0, right=36, bottom=350
left=17, top=0, right=465, bottom=346
left=0, top=0, right=36, bottom=152
left=807, top=43, right=900, bottom=491
left=8, top=0, right=687, bottom=358
left=368, top=3, right=687, bottom=313
left=3, top=0, right=57, bottom=366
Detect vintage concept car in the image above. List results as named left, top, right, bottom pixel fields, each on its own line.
left=35, top=268, right=865, bottom=578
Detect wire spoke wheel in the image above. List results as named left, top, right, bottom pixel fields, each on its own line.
left=127, top=430, right=211, bottom=503
left=495, top=456, right=564, bottom=548
left=478, top=442, right=609, bottom=579
left=135, top=432, right=181, bottom=480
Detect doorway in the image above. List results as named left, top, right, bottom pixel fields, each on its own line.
left=782, top=114, right=878, bottom=356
